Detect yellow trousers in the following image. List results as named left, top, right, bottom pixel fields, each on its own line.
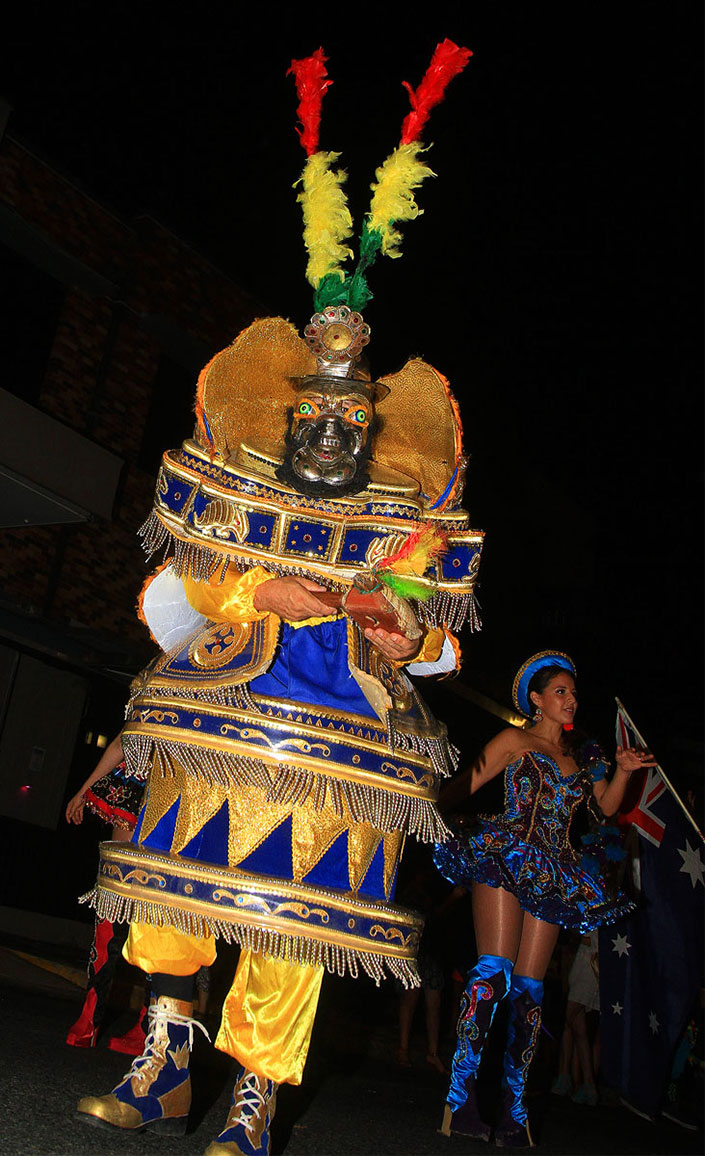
left=124, top=923, right=323, bottom=1085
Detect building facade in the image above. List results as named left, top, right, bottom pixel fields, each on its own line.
left=0, top=117, right=260, bottom=933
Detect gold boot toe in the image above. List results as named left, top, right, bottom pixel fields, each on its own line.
left=76, top=1094, right=145, bottom=1130
left=203, top=1142, right=247, bottom=1156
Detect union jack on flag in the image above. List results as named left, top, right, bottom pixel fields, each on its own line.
left=614, top=709, right=666, bottom=848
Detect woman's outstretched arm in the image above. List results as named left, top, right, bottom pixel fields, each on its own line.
left=65, top=732, right=125, bottom=824
left=592, top=746, right=657, bottom=816
left=439, top=727, right=524, bottom=812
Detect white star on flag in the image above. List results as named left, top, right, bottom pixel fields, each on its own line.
left=612, top=933, right=631, bottom=958
left=648, top=1011, right=659, bottom=1035
left=677, top=840, right=705, bottom=889
left=612, top=1002, right=623, bottom=1015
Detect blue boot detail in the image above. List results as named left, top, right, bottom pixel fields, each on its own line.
left=204, top=1068, right=278, bottom=1156
left=440, top=954, right=513, bottom=1140
left=494, top=974, right=543, bottom=1148
left=76, top=996, right=208, bottom=1134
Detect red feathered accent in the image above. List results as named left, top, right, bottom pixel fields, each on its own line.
left=377, top=522, right=449, bottom=572
left=287, top=48, right=332, bottom=156
left=400, top=39, right=473, bottom=145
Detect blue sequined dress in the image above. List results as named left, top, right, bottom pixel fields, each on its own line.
left=433, top=749, right=633, bottom=933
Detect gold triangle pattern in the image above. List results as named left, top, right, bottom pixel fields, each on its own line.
left=170, top=770, right=228, bottom=857
left=226, top=783, right=290, bottom=867
left=137, top=757, right=182, bottom=845
left=347, top=823, right=383, bottom=893
left=383, top=831, right=404, bottom=899
left=291, top=800, right=348, bottom=884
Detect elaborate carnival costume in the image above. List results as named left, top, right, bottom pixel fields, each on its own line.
left=83, top=759, right=143, bottom=832
left=67, top=757, right=147, bottom=1054
left=76, top=43, right=481, bottom=1155
left=434, top=652, right=634, bottom=1147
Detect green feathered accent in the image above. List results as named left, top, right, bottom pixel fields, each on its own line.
left=313, top=272, right=352, bottom=312
left=313, top=222, right=385, bottom=312
left=346, top=223, right=383, bottom=311
left=377, top=571, right=434, bottom=602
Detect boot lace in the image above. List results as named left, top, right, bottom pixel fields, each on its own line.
left=124, top=1006, right=211, bottom=1080
left=231, top=1072, right=269, bottom=1135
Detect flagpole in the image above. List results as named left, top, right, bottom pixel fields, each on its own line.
left=615, top=697, right=704, bottom=841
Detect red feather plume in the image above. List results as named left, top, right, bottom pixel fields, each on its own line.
left=400, top=39, right=473, bottom=145
left=377, top=522, right=448, bottom=573
left=287, top=48, right=333, bottom=156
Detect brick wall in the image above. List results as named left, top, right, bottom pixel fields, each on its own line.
left=0, top=137, right=260, bottom=655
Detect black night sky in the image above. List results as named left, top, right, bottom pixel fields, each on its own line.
left=2, top=5, right=702, bottom=774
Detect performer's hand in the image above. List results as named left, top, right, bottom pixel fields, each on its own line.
left=66, top=792, right=86, bottom=825
left=364, top=627, right=421, bottom=662
left=253, top=576, right=331, bottom=621
left=615, top=746, right=657, bottom=775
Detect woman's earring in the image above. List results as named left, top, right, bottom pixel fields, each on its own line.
left=534, top=706, right=543, bottom=723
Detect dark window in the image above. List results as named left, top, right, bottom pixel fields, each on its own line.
left=138, top=353, right=196, bottom=473
left=0, top=242, right=65, bottom=404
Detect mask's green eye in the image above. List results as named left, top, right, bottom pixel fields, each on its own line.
left=297, top=401, right=314, bottom=415
left=349, top=409, right=367, bottom=424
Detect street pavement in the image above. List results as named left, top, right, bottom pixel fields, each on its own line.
left=0, top=943, right=700, bottom=1156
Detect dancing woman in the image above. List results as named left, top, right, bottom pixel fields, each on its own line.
left=435, top=651, right=655, bottom=1148
left=65, top=732, right=146, bottom=1051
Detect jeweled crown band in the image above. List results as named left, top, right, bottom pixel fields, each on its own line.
left=140, top=444, right=483, bottom=633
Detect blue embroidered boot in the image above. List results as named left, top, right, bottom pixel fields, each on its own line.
left=76, top=995, right=204, bottom=1134
left=440, top=954, right=513, bottom=1141
left=204, top=1068, right=278, bottom=1156
left=494, top=974, right=543, bottom=1149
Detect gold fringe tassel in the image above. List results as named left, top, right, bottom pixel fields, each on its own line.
left=79, top=885, right=421, bottom=989
left=121, top=733, right=450, bottom=843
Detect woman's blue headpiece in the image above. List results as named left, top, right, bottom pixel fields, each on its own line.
left=512, top=650, right=576, bottom=717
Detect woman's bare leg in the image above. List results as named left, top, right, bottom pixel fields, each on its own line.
left=557, top=1018, right=574, bottom=1082
left=514, top=911, right=560, bottom=980
left=495, top=912, right=560, bottom=1144
left=472, top=883, right=524, bottom=963
left=397, top=987, right=420, bottom=1064
left=565, top=1001, right=595, bottom=1087
left=443, top=886, right=520, bottom=1138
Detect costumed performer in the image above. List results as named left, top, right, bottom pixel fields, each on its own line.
left=435, top=651, right=656, bottom=1148
left=76, top=42, right=482, bottom=1156
left=65, top=730, right=148, bottom=1053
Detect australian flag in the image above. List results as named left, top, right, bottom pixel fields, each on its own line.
left=598, top=701, right=704, bottom=1115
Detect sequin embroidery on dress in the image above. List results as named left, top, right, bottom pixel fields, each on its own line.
left=434, top=751, right=635, bottom=933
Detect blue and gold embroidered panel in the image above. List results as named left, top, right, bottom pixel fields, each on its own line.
left=149, top=444, right=484, bottom=596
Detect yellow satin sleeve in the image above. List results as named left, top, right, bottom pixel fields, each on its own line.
left=412, top=625, right=445, bottom=664
left=123, top=922, right=216, bottom=974
left=390, top=624, right=445, bottom=668
left=216, top=949, right=323, bottom=1085
left=182, top=566, right=272, bottom=623
left=183, top=565, right=339, bottom=629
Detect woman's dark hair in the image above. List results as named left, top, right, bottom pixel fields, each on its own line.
left=527, top=664, right=584, bottom=760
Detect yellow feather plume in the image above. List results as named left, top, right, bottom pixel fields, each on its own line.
left=295, top=151, right=354, bottom=288
left=367, top=141, right=436, bottom=258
